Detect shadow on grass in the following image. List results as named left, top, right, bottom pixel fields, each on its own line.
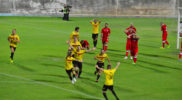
left=138, top=60, right=182, bottom=71
left=14, top=63, right=35, bottom=72
left=136, top=63, right=167, bottom=73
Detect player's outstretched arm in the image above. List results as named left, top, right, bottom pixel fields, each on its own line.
left=115, top=62, right=120, bottom=70
left=86, top=48, right=94, bottom=52
left=107, top=57, right=111, bottom=65
left=95, top=65, right=104, bottom=72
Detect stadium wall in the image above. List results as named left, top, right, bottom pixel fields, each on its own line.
left=0, top=0, right=181, bottom=17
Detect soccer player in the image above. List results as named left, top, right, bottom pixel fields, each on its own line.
left=131, top=34, right=139, bottom=64
left=65, top=51, right=77, bottom=84
left=95, top=62, right=120, bottom=100
left=94, top=49, right=111, bottom=82
left=124, top=24, right=136, bottom=59
left=80, top=40, right=90, bottom=50
left=101, top=23, right=111, bottom=52
left=69, top=27, right=80, bottom=43
left=179, top=39, right=182, bottom=61
left=90, top=19, right=101, bottom=49
left=8, top=29, right=20, bottom=63
left=72, top=45, right=93, bottom=78
left=160, top=22, right=170, bottom=49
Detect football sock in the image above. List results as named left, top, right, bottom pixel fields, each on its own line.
left=134, top=58, right=137, bottom=63
left=103, top=93, right=108, bottom=100
left=78, top=70, right=82, bottom=77
left=96, top=75, right=100, bottom=80
left=166, top=41, right=169, bottom=45
left=126, top=52, right=129, bottom=56
left=111, top=90, right=119, bottom=100
left=10, top=52, right=14, bottom=60
left=163, top=43, right=165, bottom=48
left=104, top=46, right=108, bottom=51
left=68, top=74, right=72, bottom=80
left=94, top=40, right=97, bottom=47
left=179, top=54, right=182, bottom=59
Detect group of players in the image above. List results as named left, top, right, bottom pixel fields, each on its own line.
left=7, top=19, right=182, bottom=100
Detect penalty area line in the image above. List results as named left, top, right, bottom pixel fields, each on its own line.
left=0, top=72, right=104, bottom=100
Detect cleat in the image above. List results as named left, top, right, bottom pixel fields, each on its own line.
left=124, top=56, right=128, bottom=59
left=167, top=45, right=170, bottom=48
left=179, top=59, right=182, bottom=62
left=71, top=80, right=75, bottom=84
left=73, top=78, right=77, bottom=82
left=130, top=56, right=133, bottom=60
left=160, top=47, right=165, bottom=49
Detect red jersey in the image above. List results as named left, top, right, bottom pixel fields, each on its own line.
left=101, top=28, right=111, bottom=39
left=161, top=24, right=167, bottom=34
left=131, top=38, right=138, bottom=49
left=81, top=40, right=89, bottom=48
left=126, top=27, right=136, bottom=33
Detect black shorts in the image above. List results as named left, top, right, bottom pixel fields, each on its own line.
left=102, top=85, right=113, bottom=91
left=10, top=46, right=16, bottom=51
left=72, top=61, right=77, bottom=66
left=75, top=61, right=82, bottom=69
left=96, top=62, right=104, bottom=71
left=92, top=34, right=98, bottom=40
left=66, top=68, right=73, bottom=75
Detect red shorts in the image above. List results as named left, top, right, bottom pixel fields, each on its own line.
left=162, top=33, right=167, bottom=41
left=126, top=39, right=131, bottom=50
left=102, top=38, right=109, bottom=44
left=131, top=48, right=138, bottom=56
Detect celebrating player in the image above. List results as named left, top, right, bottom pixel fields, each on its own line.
left=101, top=23, right=111, bottom=52
left=72, top=45, right=93, bottom=78
left=80, top=40, right=90, bottom=50
left=8, top=29, right=20, bottom=63
left=131, top=34, right=139, bottom=64
left=95, top=62, right=120, bottom=100
left=160, top=22, right=170, bottom=49
left=124, top=24, right=136, bottom=59
left=65, top=50, right=77, bottom=84
left=179, top=39, right=182, bottom=61
left=90, top=19, right=101, bottom=49
left=94, top=49, right=111, bottom=82
left=69, top=27, right=80, bottom=43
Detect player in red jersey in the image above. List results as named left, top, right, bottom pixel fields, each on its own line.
left=80, top=40, right=90, bottom=50
left=160, top=22, right=170, bottom=49
left=131, top=34, right=139, bottom=64
left=101, top=23, right=111, bottom=52
left=179, top=39, right=182, bottom=61
left=124, top=24, right=136, bottom=59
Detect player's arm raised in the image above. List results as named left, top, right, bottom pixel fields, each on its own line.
left=107, top=57, right=111, bottom=65
left=95, top=65, right=104, bottom=72
left=114, top=62, right=120, bottom=70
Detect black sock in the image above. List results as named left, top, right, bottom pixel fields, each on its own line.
left=97, top=75, right=100, bottom=80
left=10, top=53, right=14, bottom=60
left=94, top=40, right=97, bottom=47
left=111, top=90, right=119, bottom=100
left=73, top=74, right=75, bottom=78
left=69, top=75, right=72, bottom=80
left=78, top=71, right=82, bottom=77
left=103, top=93, right=108, bottom=100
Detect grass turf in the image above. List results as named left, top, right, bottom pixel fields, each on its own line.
left=0, top=16, right=182, bottom=100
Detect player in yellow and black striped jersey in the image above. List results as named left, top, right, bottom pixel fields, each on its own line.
left=7, top=29, right=20, bottom=63
left=94, top=49, right=111, bottom=82
left=90, top=19, right=101, bottom=49
left=69, top=27, right=80, bottom=43
left=96, top=62, right=120, bottom=100
left=65, top=51, right=77, bottom=84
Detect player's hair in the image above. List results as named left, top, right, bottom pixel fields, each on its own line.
left=80, top=40, right=84, bottom=44
left=107, top=64, right=111, bottom=69
left=105, top=23, right=108, bottom=25
left=75, top=27, right=79, bottom=31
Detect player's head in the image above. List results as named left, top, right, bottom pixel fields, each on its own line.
left=94, top=19, right=97, bottom=23
left=160, top=22, right=164, bottom=26
left=100, top=49, right=105, bottom=55
left=107, top=64, right=111, bottom=69
left=64, top=4, right=66, bottom=8
left=130, top=24, right=134, bottom=28
left=80, top=40, right=84, bottom=44
left=77, top=45, right=81, bottom=51
left=66, top=51, right=72, bottom=57
left=12, top=29, right=16, bottom=35
left=105, top=23, right=108, bottom=28
left=75, top=27, right=79, bottom=32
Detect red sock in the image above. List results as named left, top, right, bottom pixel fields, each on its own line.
left=134, top=58, right=137, bottom=63
left=166, top=41, right=169, bottom=45
left=104, top=46, right=107, bottom=51
left=179, top=54, right=182, bottom=59
left=126, top=52, right=129, bottom=56
left=163, top=43, right=165, bottom=48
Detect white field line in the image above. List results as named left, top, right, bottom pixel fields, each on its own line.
left=0, top=72, right=104, bottom=100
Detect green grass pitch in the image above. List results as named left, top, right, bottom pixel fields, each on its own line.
left=0, top=16, right=182, bottom=100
